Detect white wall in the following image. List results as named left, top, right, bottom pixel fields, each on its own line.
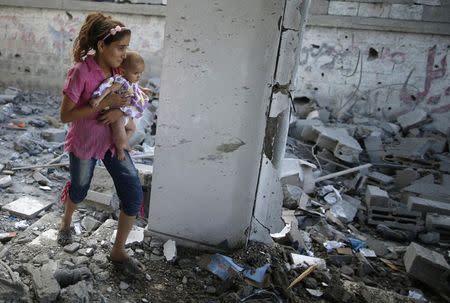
left=0, top=5, right=165, bottom=92
left=295, top=27, right=450, bottom=134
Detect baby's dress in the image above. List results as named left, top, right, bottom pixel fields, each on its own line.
left=91, top=75, right=149, bottom=122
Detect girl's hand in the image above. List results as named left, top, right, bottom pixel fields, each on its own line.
left=97, top=109, right=124, bottom=125
left=110, top=82, right=122, bottom=93
left=103, top=93, right=129, bottom=109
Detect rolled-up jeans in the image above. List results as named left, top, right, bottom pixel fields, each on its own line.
left=68, top=150, right=143, bottom=216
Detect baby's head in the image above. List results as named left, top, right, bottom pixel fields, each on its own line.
left=121, top=51, right=145, bottom=83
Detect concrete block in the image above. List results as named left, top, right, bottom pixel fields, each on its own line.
left=110, top=225, right=144, bottom=246
left=389, top=4, right=423, bottom=20
left=368, top=171, right=394, bottom=185
left=365, top=185, right=389, bottom=208
left=2, top=196, right=52, bottom=219
left=29, top=229, right=59, bottom=247
left=41, top=128, right=66, bottom=143
left=407, top=196, right=450, bottom=216
left=364, top=134, right=384, bottom=164
left=328, top=1, right=359, bottom=16
left=368, top=206, right=424, bottom=233
left=28, top=261, right=60, bottom=302
left=404, top=242, right=450, bottom=293
left=135, top=163, right=153, bottom=187
left=81, top=216, right=101, bottom=233
left=396, top=109, right=427, bottom=130
left=358, top=3, right=390, bottom=18
left=426, top=213, right=450, bottom=232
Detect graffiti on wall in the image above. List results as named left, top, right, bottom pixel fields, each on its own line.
left=299, top=41, right=449, bottom=120
left=0, top=15, right=46, bottom=49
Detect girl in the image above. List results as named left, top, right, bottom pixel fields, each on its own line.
left=59, top=12, right=144, bottom=276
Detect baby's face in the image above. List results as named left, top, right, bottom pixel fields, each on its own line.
left=123, top=63, right=144, bottom=83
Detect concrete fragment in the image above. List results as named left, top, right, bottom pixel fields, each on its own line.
left=365, top=185, right=389, bottom=208
left=426, top=213, right=450, bottom=232
left=110, top=225, right=144, bottom=246
left=33, top=171, right=51, bottom=186
left=315, top=126, right=362, bottom=163
left=3, top=196, right=52, bottom=219
left=384, top=138, right=432, bottom=159
left=291, top=253, right=326, bottom=270
left=364, top=134, right=384, bottom=163
left=418, top=231, right=440, bottom=244
left=81, top=216, right=101, bottom=233
left=29, top=229, right=59, bottom=247
left=407, top=196, right=450, bottom=216
left=404, top=242, right=450, bottom=293
left=85, top=190, right=113, bottom=207
left=330, top=199, right=357, bottom=223
left=367, top=171, right=394, bottom=185
left=28, top=261, right=60, bottom=302
left=0, top=175, right=12, bottom=188
left=58, top=280, right=93, bottom=303
left=163, top=239, right=177, bottom=262
left=63, top=243, right=81, bottom=254
left=282, top=184, right=302, bottom=209
left=288, top=119, right=323, bottom=141
left=397, top=109, right=427, bottom=130
left=41, top=128, right=66, bottom=142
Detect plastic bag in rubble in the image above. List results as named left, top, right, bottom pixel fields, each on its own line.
left=323, top=240, right=345, bottom=252
left=319, top=185, right=342, bottom=204
left=408, top=290, right=427, bottom=302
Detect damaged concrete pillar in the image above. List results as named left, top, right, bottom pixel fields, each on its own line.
left=147, top=0, right=310, bottom=248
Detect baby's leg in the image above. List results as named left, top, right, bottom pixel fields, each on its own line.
left=111, top=117, right=128, bottom=161
left=124, top=119, right=136, bottom=139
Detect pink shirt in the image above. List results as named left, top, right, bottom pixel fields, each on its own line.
left=63, top=56, right=120, bottom=160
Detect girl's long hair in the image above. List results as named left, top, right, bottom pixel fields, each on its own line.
left=72, top=12, right=130, bottom=62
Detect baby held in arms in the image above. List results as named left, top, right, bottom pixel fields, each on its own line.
left=90, top=50, right=150, bottom=160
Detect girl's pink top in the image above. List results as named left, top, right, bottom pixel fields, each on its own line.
left=63, top=56, right=119, bottom=160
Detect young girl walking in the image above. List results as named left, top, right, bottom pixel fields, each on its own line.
left=59, top=12, right=144, bottom=275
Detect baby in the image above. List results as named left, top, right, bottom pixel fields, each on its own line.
left=90, top=51, right=150, bottom=160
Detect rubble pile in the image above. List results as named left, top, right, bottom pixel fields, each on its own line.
left=0, top=87, right=449, bottom=303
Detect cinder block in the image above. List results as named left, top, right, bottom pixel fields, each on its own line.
left=41, top=128, right=66, bottom=143
left=368, top=206, right=424, bottom=233
left=402, top=182, right=450, bottom=203
left=365, top=185, right=389, bottom=208
left=397, top=109, right=427, bottom=130
left=389, top=4, right=423, bottom=20
left=364, top=134, right=384, bottom=164
left=328, top=1, right=359, bottom=16
left=407, top=196, right=450, bottom=216
left=404, top=242, right=450, bottom=293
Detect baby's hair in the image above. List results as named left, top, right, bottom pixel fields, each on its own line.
left=121, top=51, right=145, bottom=71
left=72, top=12, right=131, bottom=62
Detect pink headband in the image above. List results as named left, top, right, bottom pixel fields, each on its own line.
left=102, top=25, right=129, bottom=41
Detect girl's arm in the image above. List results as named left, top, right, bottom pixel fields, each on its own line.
left=60, top=93, right=128, bottom=123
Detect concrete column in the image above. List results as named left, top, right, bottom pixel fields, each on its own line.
left=147, top=0, right=309, bottom=249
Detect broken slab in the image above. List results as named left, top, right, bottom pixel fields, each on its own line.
left=384, top=138, right=432, bottom=159
left=396, top=108, right=428, bottom=130
left=365, top=185, right=389, bottom=208
left=364, top=134, right=384, bottom=164
left=407, top=196, right=450, bottom=216
left=2, top=196, right=53, bottom=219
left=401, top=182, right=450, bottom=203
left=28, top=261, right=60, bottom=302
left=404, top=242, right=450, bottom=293
left=394, top=168, right=419, bottom=189
left=110, top=225, right=144, bottom=246
left=314, top=126, right=362, bottom=163
left=28, top=229, right=59, bottom=247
